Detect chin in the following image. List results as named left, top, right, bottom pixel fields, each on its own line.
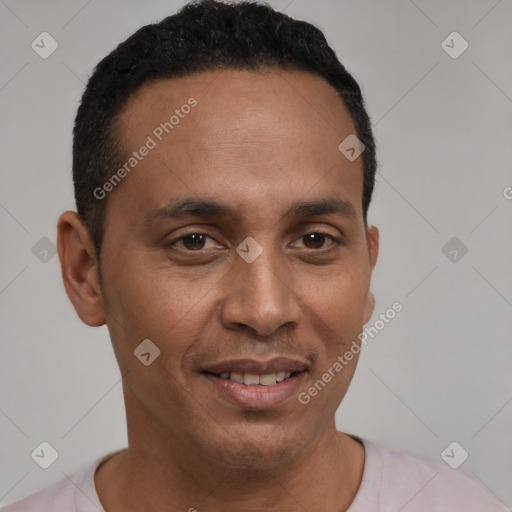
left=197, top=421, right=311, bottom=470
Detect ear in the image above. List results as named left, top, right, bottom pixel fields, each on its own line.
left=363, top=225, right=379, bottom=324
left=57, top=211, right=106, bottom=327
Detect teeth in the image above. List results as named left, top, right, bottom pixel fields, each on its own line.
left=229, top=372, right=244, bottom=384
left=259, top=373, right=277, bottom=385
left=243, top=373, right=260, bottom=385
left=276, top=371, right=288, bottom=382
left=217, top=371, right=293, bottom=386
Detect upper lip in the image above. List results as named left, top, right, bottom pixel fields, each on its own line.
left=203, top=357, right=309, bottom=375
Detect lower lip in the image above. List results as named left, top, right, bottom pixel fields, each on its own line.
left=203, top=372, right=306, bottom=409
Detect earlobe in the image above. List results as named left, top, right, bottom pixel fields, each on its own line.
left=57, top=211, right=106, bottom=327
left=364, top=225, right=379, bottom=324
left=366, top=225, right=379, bottom=271
left=363, top=291, right=375, bottom=324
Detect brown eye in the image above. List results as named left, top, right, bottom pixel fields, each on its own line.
left=183, top=234, right=206, bottom=250
left=301, top=233, right=332, bottom=249
left=174, top=234, right=213, bottom=250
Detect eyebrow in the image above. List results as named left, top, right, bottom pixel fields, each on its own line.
left=143, top=196, right=357, bottom=224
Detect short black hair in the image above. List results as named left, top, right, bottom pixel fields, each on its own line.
left=73, top=0, right=377, bottom=259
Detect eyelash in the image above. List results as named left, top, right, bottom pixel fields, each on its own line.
left=167, top=231, right=343, bottom=251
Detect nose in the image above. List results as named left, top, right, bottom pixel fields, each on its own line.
left=220, top=249, right=301, bottom=337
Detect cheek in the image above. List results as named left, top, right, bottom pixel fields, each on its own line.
left=304, top=261, right=369, bottom=332
left=103, top=256, right=223, bottom=367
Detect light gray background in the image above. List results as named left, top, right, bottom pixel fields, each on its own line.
left=1, top=0, right=511, bottom=508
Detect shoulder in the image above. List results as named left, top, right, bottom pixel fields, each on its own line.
left=360, top=437, right=509, bottom=512
left=1, top=473, right=76, bottom=511
left=0, top=450, right=119, bottom=512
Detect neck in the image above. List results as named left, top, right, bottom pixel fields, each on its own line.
left=96, top=429, right=364, bottom=512
left=95, top=386, right=365, bottom=512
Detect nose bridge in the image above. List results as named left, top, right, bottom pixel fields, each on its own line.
left=221, top=243, right=301, bottom=336
left=245, top=248, right=286, bottom=302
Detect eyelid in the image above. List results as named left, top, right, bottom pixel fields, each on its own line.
left=291, top=231, right=342, bottom=249
left=167, top=229, right=344, bottom=252
left=167, top=231, right=222, bottom=250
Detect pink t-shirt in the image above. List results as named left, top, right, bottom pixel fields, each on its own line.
left=2, top=437, right=509, bottom=511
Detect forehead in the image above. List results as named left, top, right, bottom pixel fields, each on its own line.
left=117, top=67, right=357, bottom=147
left=109, top=68, right=363, bottom=221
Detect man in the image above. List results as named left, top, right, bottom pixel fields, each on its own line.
left=2, top=1, right=508, bottom=510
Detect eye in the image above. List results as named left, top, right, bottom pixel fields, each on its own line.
left=167, top=231, right=341, bottom=252
left=295, top=232, right=340, bottom=249
left=169, top=233, right=219, bottom=251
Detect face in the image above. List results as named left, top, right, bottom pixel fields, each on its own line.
left=61, top=68, right=378, bottom=470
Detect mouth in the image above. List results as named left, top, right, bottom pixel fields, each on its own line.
left=201, top=358, right=309, bottom=409
left=203, top=369, right=300, bottom=386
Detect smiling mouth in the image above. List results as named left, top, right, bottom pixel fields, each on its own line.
left=204, top=370, right=302, bottom=386
left=201, top=358, right=309, bottom=408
